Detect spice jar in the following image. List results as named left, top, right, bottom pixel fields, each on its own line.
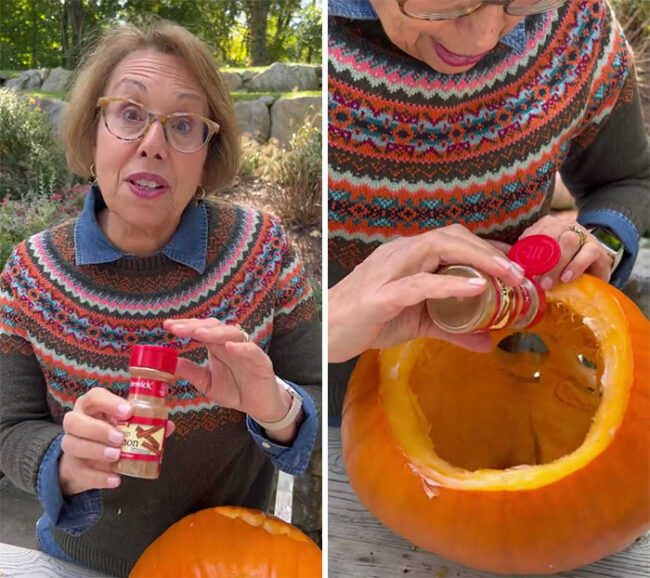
left=113, top=345, right=177, bottom=479
left=426, top=235, right=561, bottom=334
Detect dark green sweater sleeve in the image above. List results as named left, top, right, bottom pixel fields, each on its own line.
left=560, top=78, right=650, bottom=237
left=0, top=345, right=63, bottom=494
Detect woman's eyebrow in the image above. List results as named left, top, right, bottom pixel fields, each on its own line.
left=113, top=77, right=147, bottom=92
left=113, top=77, right=203, bottom=104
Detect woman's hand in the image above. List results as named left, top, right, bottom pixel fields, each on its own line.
left=519, top=215, right=613, bottom=289
left=59, top=388, right=175, bottom=496
left=328, top=224, right=526, bottom=363
left=162, top=319, right=299, bottom=444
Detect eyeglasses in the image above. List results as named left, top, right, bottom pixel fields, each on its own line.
left=398, top=0, right=569, bottom=21
left=96, top=97, right=220, bottom=153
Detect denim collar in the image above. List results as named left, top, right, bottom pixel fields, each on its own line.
left=328, top=0, right=527, bottom=54
left=74, top=185, right=208, bottom=273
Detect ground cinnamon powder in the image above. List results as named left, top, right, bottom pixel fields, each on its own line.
left=113, top=345, right=177, bottom=479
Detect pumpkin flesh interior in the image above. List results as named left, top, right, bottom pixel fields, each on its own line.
left=380, top=280, right=633, bottom=490
left=411, top=304, right=600, bottom=472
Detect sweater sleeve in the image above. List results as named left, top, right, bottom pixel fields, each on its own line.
left=559, top=2, right=650, bottom=285
left=0, top=251, right=63, bottom=494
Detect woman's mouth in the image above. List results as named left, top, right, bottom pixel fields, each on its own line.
left=126, top=173, right=170, bottom=199
left=432, top=39, right=491, bottom=68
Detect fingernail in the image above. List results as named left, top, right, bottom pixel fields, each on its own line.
left=108, top=430, right=123, bottom=445
left=493, top=256, right=512, bottom=270
left=106, top=476, right=121, bottom=488
left=561, top=270, right=574, bottom=283
left=104, top=447, right=121, bottom=461
left=511, top=262, right=525, bottom=277
left=116, top=403, right=131, bottom=417
left=466, top=277, right=487, bottom=286
left=541, top=276, right=553, bottom=290
left=494, top=256, right=524, bottom=278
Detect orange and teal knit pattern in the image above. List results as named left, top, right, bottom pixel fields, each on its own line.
left=328, top=0, right=633, bottom=272
left=0, top=201, right=315, bottom=436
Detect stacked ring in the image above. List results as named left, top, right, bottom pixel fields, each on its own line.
left=566, top=224, right=588, bottom=248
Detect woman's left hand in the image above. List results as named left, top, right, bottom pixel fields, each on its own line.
left=518, top=215, right=614, bottom=289
left=162, top=319, right=298, bottom=442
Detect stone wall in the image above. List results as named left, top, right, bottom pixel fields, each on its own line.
left=2, top=63, right=322, bottom=148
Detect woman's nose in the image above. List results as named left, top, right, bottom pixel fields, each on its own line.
left=459, top=5, right=507, bottom=52
left=136, top=118, right=168, bottom=159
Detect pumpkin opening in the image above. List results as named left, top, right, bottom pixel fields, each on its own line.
left=409, top=303, right=602, bottom=471
left=378, top=280, right=634, bottom=490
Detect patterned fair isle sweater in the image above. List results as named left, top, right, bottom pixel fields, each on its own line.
left=0, top=199, right=320, bottom=574
left=328, top=0, right=648, bottom=279
left=327, top=0, right=649, bottom=419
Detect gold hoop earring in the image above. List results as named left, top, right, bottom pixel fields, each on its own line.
left=194, top=185, right=206, bottom=207
left=88, top=163, right=96, bottom=185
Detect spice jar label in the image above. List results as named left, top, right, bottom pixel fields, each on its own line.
left=117, top=415, right=167, bottom=463
left=130, top=377, right=168, bottom=398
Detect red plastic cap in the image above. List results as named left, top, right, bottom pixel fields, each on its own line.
left=526, top=278, right=547, bottom=328
left=130, top=345, right=178, bottom=374
left=508, top=235, right=561, bottom=277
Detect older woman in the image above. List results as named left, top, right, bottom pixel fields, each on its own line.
left=328, top=0, right=649, bottom=415
left=0, top=21, right=320, bottom=575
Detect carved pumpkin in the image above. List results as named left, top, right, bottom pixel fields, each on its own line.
left=129, top=506, right=322, bottom=577
left=343, top=275, right=649, bottom=575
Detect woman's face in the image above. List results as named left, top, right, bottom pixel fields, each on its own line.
left=94, top=49, right=209, bottom=234
left=369, top=0, right=525, bottom=74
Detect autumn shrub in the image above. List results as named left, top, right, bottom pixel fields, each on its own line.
left=610, top=0, right=650, bottom=133
left=270, top=116, right=322, bottom=229
left=0, top=187, right=86, bottom=266
left=239, top=135, right=283, bottom=180
left=0, top=88, right=81, bottom=200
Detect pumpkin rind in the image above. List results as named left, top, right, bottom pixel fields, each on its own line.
left=342, top=275, right=649, bottom=575
left=129, top=506, right=322, bottom=577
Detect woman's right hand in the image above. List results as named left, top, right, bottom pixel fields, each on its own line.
left=59, top=388, right=174, bottom=496
left=328, top=224, right=526, bottom=363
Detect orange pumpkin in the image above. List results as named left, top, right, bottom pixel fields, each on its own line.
left=343, top=275, right=649, bottom=575
left=129, top=506, right=322, bottom=577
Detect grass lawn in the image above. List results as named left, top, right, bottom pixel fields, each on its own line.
left=231, top=90, right=320, bottom=102
left=22, top=90, right=66, bottom=100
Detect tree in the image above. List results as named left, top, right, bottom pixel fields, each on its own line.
left=61, top=0, right=86, bottom=69
left=0, top=0, right=322, bottom=71
left=246, top=0, right=270, bottom=65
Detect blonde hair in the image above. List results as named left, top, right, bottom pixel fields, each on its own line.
left=62, top=21, right=240, bottom=194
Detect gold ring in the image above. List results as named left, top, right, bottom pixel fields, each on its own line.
left=567, top=224, right=588, bottom=248
left=240, top=329, right=250, bottom=343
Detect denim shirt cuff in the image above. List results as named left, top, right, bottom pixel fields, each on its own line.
left=246, top=381, right=318, bottom=476
left=577, top=209, right=640, bottom=289
left=36, top=433, right=103, bottom=534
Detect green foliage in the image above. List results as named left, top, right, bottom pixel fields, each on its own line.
left=272, top=115, right=322, bottom=228
left=0, top=0, right=62, bottom=69
left=0, top=88, right=82, bottom=200
left=267, top=1, right=322, bottom=64
left=0, top=186, right=86, bottom=267
left=1, top=0, right=321, bottom=70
